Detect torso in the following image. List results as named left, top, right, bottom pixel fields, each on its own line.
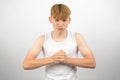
left=42, top=31, right=78, bottom=80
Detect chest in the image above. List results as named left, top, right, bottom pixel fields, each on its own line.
left=43, top=37, right=78, bottom=58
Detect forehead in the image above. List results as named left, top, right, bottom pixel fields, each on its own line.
left=52, top=14, right=69, bottom=20
left=52, top=16, right=70, bottom=20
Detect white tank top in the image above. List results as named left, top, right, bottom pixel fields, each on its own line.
left=43, top=31, right=78, bottom=80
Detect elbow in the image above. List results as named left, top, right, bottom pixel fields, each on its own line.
left=90, top=62, right=96, bottom=69
left=23, top=62, right=31, bottom=70
left=89, top=60, right=96, bottom=69
left=23, top=63, right=28, bottom=70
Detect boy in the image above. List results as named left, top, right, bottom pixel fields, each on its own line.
left=23, top=3, right=96, bottom=80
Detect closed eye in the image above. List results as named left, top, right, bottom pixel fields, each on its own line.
left=63, top=19, right=67, bottom=21
left=55, top=19, right=59, bottom=21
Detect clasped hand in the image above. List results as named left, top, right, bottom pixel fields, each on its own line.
left=51, top=50, right=67, bottom=64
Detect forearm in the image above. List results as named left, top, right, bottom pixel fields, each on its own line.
left=23, top=57, right=53, bottom=70
left=66, top=57, right=96, bottom=68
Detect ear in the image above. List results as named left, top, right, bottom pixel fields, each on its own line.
left=49, top=16, right=52, bottom=23
left=68, top=17, right=71, bottom=23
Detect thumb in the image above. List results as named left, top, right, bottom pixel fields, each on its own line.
left=59, top=50, right=64, bottom=52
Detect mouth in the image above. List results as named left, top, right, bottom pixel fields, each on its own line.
left=58, top=27, right=64, bottom=30
left=58, top=26, right=64, bottom=28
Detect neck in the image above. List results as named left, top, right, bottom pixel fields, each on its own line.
left=51, top=30, right=68, bottom=41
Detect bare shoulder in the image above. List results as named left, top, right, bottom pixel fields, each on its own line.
left=74, top=32, right=88, bottom=48
left=24, top=35, right=45, bottom=60
left=75, top=32, right=82, bottom=37
left=37, top=34, right=45, bottom=42
left=74, top=32, right=84, bottom=41
left=34, top=34, right=45, bottom=47
left=28, top=34, right=45, bottom=55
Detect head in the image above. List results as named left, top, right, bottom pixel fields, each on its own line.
left=49, top=4, right=71, bottom=31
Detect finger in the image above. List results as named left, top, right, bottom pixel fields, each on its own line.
left=53, top=60, right=60, bottom=64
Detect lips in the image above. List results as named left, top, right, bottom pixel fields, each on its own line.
left=58, top=26, right=64, bottom=28
left=58, top=27, right=64, bottom=30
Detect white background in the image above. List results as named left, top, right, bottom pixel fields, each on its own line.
left=0, top=0, right=120, bottom=80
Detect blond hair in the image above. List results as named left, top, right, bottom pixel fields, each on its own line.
left=50, top=4, right=71, bottom=20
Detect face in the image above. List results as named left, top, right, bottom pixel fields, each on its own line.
left=49, top=16, right=71, bottom=31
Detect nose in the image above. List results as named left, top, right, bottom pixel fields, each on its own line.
left=57, top=20, right=64, bottom=25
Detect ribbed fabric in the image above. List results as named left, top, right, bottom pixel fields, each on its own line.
left=43, top=31, right=78, bottom=80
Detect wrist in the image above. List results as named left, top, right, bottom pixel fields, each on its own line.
left=66, top=57, right=74, bottom=65
left=65, top=57, right=70, bottom=64
left=45, top=57, right=54, bottom=64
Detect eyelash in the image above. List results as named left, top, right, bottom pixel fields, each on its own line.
left=63, top=20, right=66, bottom=21
left=55, top=19, right=67, bottom=21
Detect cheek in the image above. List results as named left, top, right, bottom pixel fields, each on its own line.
left=65, top=22, right=69, bottom=25
left=52, top=22, right=56, bottom=25
left=54, top=23, right=57, bottom=26
left=65, top=21, right=70, bottom=24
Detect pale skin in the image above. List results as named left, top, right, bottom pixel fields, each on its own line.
left=23, top=16, right=96, bottom=70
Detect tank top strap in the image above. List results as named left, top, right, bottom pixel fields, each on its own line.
left=44, top=32, right=51, bottom=43
left=42, top=32, right=50, bottom=55
left=44, top=31, right=76, bottom=42
left=69, top=31, right=76, bottom=43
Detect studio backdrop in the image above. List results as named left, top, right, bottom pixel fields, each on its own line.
left=0, top=0, right=120, bottom=80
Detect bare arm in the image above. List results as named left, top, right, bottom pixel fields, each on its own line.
left=23, top=35, right=53, bottom=70
left=66, top=33, right=96, bottom=68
